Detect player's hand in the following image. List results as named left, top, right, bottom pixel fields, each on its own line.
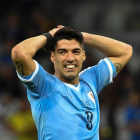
left=49, top=25, right=64, bottom=37
left=81, top=32, right=88, bottom=44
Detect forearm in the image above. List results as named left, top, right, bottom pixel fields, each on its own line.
left=83, top=32, right=131, bottom=57
left=83, top=32, right=133, bottom=73
left=11, top=35, right=47, bottom=76
left=12, top=35, right=47, bottom=60
left=11, top=26, right=62, bottom=76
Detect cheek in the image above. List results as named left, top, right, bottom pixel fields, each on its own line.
left=54, top=57, right=62, bottom=67
left=54, top=56, right=59, bottom=63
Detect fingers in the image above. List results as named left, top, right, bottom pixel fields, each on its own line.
left=49, top=25, right=64, bottom=37
left=57, top=25, right=64, bottom=28
left=49, top=28, right=60, bottom=37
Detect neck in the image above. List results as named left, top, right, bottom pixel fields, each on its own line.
left=54, top=73, right=79, bottom=85
left=63, top=79, right=79, bottom=85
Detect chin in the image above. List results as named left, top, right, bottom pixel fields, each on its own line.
left=66, top=76, right=75, bottom=80
left=64, top=74, right=78, bottom=80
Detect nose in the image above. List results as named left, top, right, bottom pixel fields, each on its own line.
left=66, top=52, right=75, bottom=62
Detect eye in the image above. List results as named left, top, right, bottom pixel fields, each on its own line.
left=73, top=50, right=81, bottom=55
left=58, top=50, right=66, bottom=55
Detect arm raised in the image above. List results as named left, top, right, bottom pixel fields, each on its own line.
left=11, top=35, right=47, bottom=76
left=11, top=26, right=63, bottom=76
left=82, top=33, right=133, bottom=73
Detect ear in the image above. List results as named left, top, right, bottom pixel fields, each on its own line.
left=50, top=52, right=55, bottom=63
left=82, top=51, right=86, bottom=62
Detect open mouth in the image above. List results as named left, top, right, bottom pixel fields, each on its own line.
left=64, top=65, right=77, bottom=69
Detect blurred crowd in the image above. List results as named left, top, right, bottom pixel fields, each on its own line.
left=0, top=0, right=140, bottom=140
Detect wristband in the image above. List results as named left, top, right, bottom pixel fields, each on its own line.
left=42, top=33, right=53, bottom=51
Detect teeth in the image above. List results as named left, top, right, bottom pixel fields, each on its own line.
left=66, top=65, right=75, bottom=68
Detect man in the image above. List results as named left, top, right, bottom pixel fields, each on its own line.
left=11, top=25, right=132, bottom=140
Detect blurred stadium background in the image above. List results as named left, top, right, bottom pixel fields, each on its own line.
left=0, top=0, right=140, bottom=140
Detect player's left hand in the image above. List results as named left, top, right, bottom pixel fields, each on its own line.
left=49, top=25, right=64, bottom=37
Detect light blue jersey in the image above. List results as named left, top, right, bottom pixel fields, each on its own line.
left=17, top=58, right=116, bottom=140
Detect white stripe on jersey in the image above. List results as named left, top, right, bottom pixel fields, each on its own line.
left=80, top=58, right=113, bottom=83
left=104, top=58, right=113, bottom=83
left=79, top=67, right=91, bottom=76
left=64, top=83, right=80, bottom=91
left=17, top=60, right=39, bottom=82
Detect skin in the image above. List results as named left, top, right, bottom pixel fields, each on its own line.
left=12, top=26, right=62, bottom=76
left=11, top=25, right=132, bottom=86
left=51, top=39, right=86, bottom=85
left=82, top=32, right=133, bottom=74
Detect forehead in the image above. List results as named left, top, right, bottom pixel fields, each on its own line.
left=56, top=39, right=82, bottom=50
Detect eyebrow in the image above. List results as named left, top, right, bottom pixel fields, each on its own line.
left=57, top=48, right=82, bottom=51
left=73, top=48, right=81, bottom=51
left=57, top=49, right=67, bottom=52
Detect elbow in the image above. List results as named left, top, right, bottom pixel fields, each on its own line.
left=11, top=45, right=25, bottom=62
left=121, top=44, right=133, bottom=64
left=126, top=44, right=133, bottom=59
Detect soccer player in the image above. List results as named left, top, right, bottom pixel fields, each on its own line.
left=11, top=25, right=133, bottom=140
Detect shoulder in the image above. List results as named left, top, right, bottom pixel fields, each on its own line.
left=80, top=58, right=116, bottom=78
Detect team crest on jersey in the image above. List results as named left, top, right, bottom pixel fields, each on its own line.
left=87, top=92, right=95, bottom=103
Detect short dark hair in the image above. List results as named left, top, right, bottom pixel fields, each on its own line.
left=52, top=26, right=84, bottom=51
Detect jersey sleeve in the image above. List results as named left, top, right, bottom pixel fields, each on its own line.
left=17, top=60, right=57, bottom=99
left=80, top=58, right=117, bottom=94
